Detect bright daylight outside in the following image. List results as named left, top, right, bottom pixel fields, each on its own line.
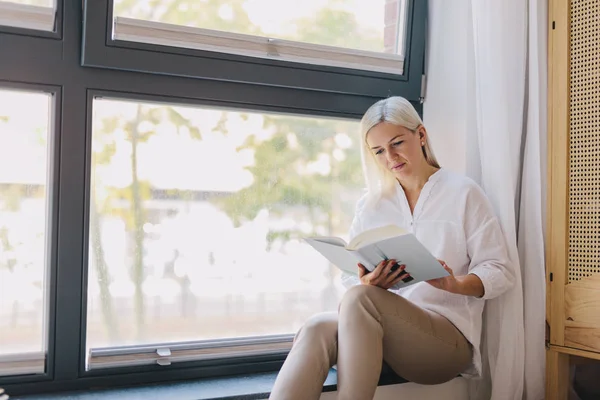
left=3, top=0, right=54, bottom=6
left=86, top=98, right=364, bottom=352
left=0, top=89, right=51, bottom=357
left=113, top=0, right=407, bottom=56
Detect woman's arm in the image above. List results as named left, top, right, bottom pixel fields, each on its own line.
left=462, top=185, right=515, bottom=300
left=428, top=183, right=515, bottom=299
left=456, top=274, right=485, bottom=297
left=427, top=260, right=485, bottom=298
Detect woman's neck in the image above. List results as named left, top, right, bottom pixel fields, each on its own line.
left=398, top=164, right=440, bottom=194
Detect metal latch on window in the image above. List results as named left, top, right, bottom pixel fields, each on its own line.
left=420, top=74, right=427, bottom=104
left=266, top=38, right=280, bottom=57
left=156, top=347, right=172, bottom=366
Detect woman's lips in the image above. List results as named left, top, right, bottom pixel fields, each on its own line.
left=392, top=162, right=405, bottom=170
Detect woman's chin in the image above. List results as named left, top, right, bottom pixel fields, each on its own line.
left=392, top=167, right=409, bottom=178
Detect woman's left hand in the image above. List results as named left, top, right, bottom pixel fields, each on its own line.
left=426, top=260, right=461, bottom=294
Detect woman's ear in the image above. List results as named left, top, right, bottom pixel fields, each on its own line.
left=417, top=126, right=427, bottom=141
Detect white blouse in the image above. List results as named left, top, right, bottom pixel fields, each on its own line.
left=343, top=168, right=515, bottom=377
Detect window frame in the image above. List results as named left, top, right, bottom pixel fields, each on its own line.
left=0, top=80, right=61, bottom=388
left=0, top=0, right=62, bottom=39
left=79, top=88, right=351, bottom=379
left=82, top=0, right=427, bottom=104
left=0, top=0, right=427, bottom=396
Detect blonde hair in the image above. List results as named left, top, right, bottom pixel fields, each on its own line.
left=359, top=96, right=440, bottom=204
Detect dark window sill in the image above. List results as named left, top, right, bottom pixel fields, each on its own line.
left=15, top=366, right=407, bottom=400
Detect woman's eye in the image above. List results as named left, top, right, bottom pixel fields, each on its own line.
left=375, top=149, right=384, bottom=155
left=393, top=141, right=403, bottom=146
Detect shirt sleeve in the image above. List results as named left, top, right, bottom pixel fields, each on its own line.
left=464, top=185, right=515, bottom=300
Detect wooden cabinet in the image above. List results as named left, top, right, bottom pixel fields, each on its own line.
left=546, top=0, right=600, bottom=398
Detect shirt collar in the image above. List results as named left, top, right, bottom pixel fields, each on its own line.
left=394, top=168, right=445, bottom=218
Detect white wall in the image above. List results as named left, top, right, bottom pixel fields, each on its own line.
left=422, top=0, right=472, bottom=176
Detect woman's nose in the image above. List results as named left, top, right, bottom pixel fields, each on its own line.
left=386, top=150, right=398, bottom=163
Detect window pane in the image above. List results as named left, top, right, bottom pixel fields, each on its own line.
left=0, top=89, right=51, bottom=361
left=86, top=98, right=363, bottom=351
left=0, top=0, right=56, bottom=31
left=3, top=0, right=53, bottom=7
left=114, top=0, right=408, bottom=56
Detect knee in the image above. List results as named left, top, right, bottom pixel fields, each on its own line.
left=339, top=284, right=379, bottom=311
left=295, top=312, right=337, bottom=344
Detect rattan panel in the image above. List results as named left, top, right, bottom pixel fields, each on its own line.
left=569, top=0, right=600, bottom=282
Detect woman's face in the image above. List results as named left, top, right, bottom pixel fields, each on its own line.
left=366, top=122, right=427, bottom=180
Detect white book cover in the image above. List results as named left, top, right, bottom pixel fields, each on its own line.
left=304, top=224, right=449, bottom=290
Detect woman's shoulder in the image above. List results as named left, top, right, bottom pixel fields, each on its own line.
left=353, top=189, right=391, bottom=218
left=438, top=169, right=497, bottom=217
left=436, top=169, right=493, bottom=210
left=439, top=169, right=485, bottom=195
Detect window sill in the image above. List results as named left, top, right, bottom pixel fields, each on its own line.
left=15, top=367, right=407, bottom=400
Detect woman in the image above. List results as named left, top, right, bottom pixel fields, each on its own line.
left=269, top=96, right=515, bottom=400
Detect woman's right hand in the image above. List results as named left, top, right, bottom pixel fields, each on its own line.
left=358, top=259, right=410, bottom=290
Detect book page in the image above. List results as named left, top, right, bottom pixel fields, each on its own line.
left=309, top=236, right=348, bottom=247
left=347, top=224, right=407, bottom=250
left=304, top=238, right=360, bottom=276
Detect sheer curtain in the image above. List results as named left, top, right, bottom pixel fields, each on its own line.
left=424, top=0, right=547, bottom=399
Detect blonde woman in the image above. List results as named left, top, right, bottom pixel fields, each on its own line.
left=269, top=97, right=515, bottom=400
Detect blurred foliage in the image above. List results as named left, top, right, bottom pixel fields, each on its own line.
left=2, top=0, right=381, bottom=339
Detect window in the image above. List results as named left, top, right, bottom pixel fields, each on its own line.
left=112, top=0, right=409, bottom=74
left=0, top=88, right=52, bottom=376
left=0, top=0, right=56, bottom=31
left=1, top=0, right=426, bottom=394
left=86, top=97, right=363, bottom=369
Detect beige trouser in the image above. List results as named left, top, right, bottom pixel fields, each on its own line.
left=269, top=285, right=472, bottom=400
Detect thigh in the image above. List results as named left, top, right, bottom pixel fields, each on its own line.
left=364, top=288, right=472, bottom=385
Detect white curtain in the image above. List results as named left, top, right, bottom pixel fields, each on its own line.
left=424, top=0, right=547, bottom=399
left=519, top=1, right=547, bottom=399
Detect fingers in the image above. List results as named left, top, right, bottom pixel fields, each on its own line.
left=383, top=262, right=410, bottom=287
left=387, top=262, right=405, bottom=280
left=361, top=260, right=414, bottom=289
left=357, top=263, right=367, bottom=278
left=370, top=259, right=391, bottom=280
left=388, top=267, right=411, bottom=287
left=438, top=259, right=453, bottom=275
left=382, top=259, right=397, bottom=276
left=389, top=273, right=411, bottom=288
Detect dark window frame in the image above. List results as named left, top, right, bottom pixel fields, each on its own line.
left=78, top=88, right=350, bottom=380
left=82, top=0, right=427, bottom=104
left=0, top=80, right=61, bottom=387
left=0, top=0, right=427, bottom=396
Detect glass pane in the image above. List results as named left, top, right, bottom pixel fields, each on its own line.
left=114, top=0, right=408, bottom=56
left=0, top=89, right=52, bottom=357
left=86, top=98, right=364, bottom=350
left=0, top=0, right=56, bottom=32
left=3, top=0, right=54, bottom=7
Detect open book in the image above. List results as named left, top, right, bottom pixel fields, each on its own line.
left=304, top=225, right=449, bottom=290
